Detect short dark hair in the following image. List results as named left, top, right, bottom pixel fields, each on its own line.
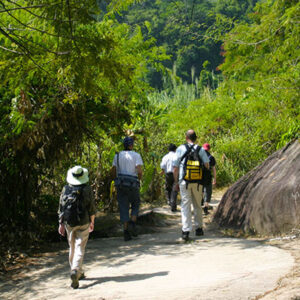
left=168, top=143, right=177, bottom=152
left=123, top=136, right=134, bottom=150
left=186, top=130, right=197, bottom=142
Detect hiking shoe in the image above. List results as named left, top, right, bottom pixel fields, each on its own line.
left=171, top=207, right=177, bottom=212
left=195, top=228, right=204, bottom=236
left=129, top=221, right=138, bottom=237
left=70, top=269, right=79, bottom=289
left=124, top=229, right=132, bottom=241
left=182, top=231, right=189, bottom=241
left=78, top=273, right=85, bottom=280
left=203, top=206, right=209, bottom=215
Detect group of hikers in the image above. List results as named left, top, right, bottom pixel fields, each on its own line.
left=57, top=129, right=216, bottom=289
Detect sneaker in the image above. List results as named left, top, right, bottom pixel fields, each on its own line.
left=182, top=231, right=189, bottom=241
left=124, top=229, right=132, bottom=241
left=195, top=227, right=204, bottom=236
left=203, top=206, right=209, bottom=215
left=129, top=221, right=138, bottom=237
left=70, top=269, right=79, bottom=289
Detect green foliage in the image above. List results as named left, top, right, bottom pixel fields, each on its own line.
left=0, top=0, right=166, bottom=240
left=140, top=0, right=299, bottom=186
left=121, top=0, right=257, bottom=87
left=0, top=0, right=299, bottom=251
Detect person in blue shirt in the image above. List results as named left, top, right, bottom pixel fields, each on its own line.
left=202, top=143, right=217, bottom=215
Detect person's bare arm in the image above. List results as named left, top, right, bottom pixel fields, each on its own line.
left=89, top=214, right=95, bottom=232
left=173, top=166, right=179, bottom=183
left=136, top=165, right=143, bottom=180
left=173, top=166, right=179, bottom=191
left=204, top=162, right=209, bottom=169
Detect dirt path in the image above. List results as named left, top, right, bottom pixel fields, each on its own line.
left=0, top=220, right=297, bottom=299
left=0, top=191, right=298, bottom=300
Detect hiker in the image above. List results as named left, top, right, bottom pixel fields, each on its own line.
left=111, top=136, right=143, bottom=241
left=202, top=143, right=217, bottom=215
left=58, top=165, right=96, bottom=289
left=173, top=130, right=209, bottom=241
left=160, top=143, right=178, bottom=212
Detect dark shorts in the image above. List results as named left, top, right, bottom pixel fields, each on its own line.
left=116, top=186, right=140, bottom=222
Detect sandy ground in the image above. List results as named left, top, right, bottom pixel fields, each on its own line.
left=0, top=192, right=299, bottom=300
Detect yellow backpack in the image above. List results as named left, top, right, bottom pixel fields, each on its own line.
left=181, top=144, right=203, bottom=182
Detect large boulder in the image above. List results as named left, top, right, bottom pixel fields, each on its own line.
left=213, top=140, right=300, bottom=235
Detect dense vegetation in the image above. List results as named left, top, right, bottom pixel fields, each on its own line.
left=0, top=0, right=167, bottom=246
left=0, top=0, right=299, bottom=252
left=122, top=0, right=259, bottom=88
left=148, top=0, right=300, bottom=184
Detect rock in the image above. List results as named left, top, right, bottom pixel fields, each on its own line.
left=213, top=140, right=300, bottom=235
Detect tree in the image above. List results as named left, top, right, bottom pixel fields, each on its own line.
left=121, top=0, right=258, bottom=87
left=145, top=0, right=299, bottom=185
left=0, top=0, right=166, bottom=237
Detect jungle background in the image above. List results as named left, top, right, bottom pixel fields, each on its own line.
left=0, top=0, right=299, bottom=256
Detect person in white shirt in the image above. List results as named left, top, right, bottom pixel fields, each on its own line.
left=160, top=143, right=178, bottom=212
left=111, top=137, right=143, bottom=241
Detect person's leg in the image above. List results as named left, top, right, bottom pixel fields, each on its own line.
left=203, top=181, right=212, bottom=214
left=170, top=184, right=178, bottom=211
left=191, top=184, right=204, bottom=234
left=66, top=225, right=75, bottom=271
left=66, top=224, right=89, bottom=289
left=71, top=224, right=90, bottom=276
left=129, top=187, right=140, bottom=237
left=130, top=187, right=140, bottom=220
left=117, top=186, right=131, bottom=240
left=180, top=181, right=193, bottom=233
left=168, top=173, right=177, bottom=211
left=165, top=173, right=173, bottom=206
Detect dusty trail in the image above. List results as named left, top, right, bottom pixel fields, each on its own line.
left=0, top=202, right=296, bottom=300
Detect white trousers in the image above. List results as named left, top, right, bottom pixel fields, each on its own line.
left=66, top=223, right=90, bottom=276
left=179, top=181, right=203, bottom=232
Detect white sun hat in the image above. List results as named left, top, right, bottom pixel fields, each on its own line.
left=67, top=165, right=89, bottom=185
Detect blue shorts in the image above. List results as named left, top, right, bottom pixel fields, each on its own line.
left=116, top=186, right=140, bottom=222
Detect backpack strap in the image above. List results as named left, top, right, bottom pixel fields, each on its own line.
left=180, top=144, right=193, bottom=162
left=116, top=152, right=120, bottom=176
left=194, top=145, right=202, bottom=162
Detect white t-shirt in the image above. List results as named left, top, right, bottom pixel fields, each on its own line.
left=160, top=151, right=177, bottom=173
left=113, top=150, right=143, bottom=176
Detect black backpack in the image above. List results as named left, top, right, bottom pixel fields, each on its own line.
left=181, top=144, right=211, bottom=186
left=61, top=185, right=86, bottom=226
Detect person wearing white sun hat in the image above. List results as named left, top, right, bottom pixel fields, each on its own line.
left=58, top=165, right=96, bottom=289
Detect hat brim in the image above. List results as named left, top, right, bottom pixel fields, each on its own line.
left=67, top=168, right=89, bottom=185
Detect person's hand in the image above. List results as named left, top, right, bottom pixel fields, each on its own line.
left=213, top=179, right=217, bottom=185
left=89, top=222, right=94, bottom=233
left=174, top=182, right=180, bottom=192
left=58, top=223, right=65, bottom=236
